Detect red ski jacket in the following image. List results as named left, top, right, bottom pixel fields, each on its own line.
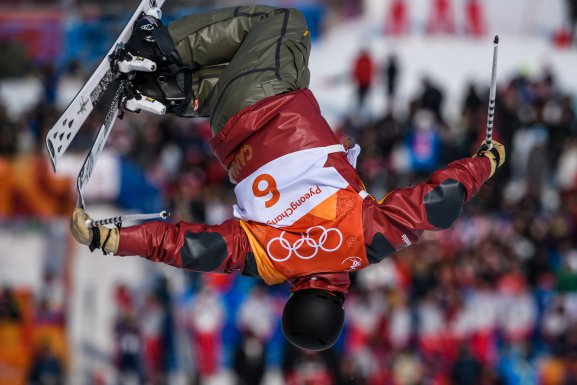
left=117, top=89, right=492, bottom=294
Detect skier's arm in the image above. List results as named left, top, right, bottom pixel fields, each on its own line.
left=378, top=156, right=491, bottom=232
left=70, top=210, right=255, bottom=275
left=363, top=154, right=493, bottom=264
left=379, top=140, right=505, bottom=232
left=116, top=220, right=253, bottom=274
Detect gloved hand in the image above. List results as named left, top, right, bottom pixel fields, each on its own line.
left=70, top=208, right=119, bottom=254
left=473, top=140, right=505, bottom=177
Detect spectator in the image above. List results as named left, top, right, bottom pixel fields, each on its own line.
left=185, top=282, right=225, bottom=383
left=0, top=286, right=21, bottom=322
left=385, top=0, right=409, bottom=36
left=0, top=103, right=19, bottom=156
left=498, top=268, right=538, bottom=343
left=27, top=342, right=64, bottom=385
left=406, top=109, right=442, bottom=174
left=237, top=284, right=276, bottom=340
left=390, top=348, right=423, bottom=385
left=426, top=0, right=456, bottom=35
left=451, top=344, right=483, bottom=385
left=568, top=0, right=577, bottom=44
left=387, top=290, right=412, bottom=350
left=498, top=343, right=538, bottom=385
left=542, top=296, right=570, bottom=353
left=463, top=82, right=483, bottom=118
left=352, top=49, right=374, bottom=112
left=233, top=330, right=267, bottom=385
left=35, top=270, right=65, bottom=326
left=337, top=356, right=366, bottom=385
left=113, top=308, right=143, bottom=385
left=464, top=0, right=486, bottom=37
left=384, top=54, right=399, bottom=114
left=283, top=345, right=339, bottom=385
left=416, top=291, right=446, bottom=359
left=418, top=76, right=445, bottom=124
left=345, top=288, right=386, bottom=352
left=140, top=292, right=166, bottom=384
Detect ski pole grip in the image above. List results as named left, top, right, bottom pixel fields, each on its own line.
left=86, top=216, right=123, bottom=228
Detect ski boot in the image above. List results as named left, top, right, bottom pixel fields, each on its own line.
left=118, top=7, right=194, bottom=116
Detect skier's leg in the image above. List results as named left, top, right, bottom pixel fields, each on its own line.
left=207, top=8, right=311, bottom=132
left=186, top=64, right=227, bottom=117
left=167, top=6, right=311, bottom=132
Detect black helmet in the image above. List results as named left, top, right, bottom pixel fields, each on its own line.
left=281, top=289, right=345, bottom=351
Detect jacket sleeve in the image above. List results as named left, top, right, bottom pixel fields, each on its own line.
left=381, top=156, right=492, bottom=231
left=115, top=219, right=255, bottom=275
left=363, top=156, right=492, bottom=263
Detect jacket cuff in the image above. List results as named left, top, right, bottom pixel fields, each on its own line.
left=477, top=155, right=493, bottom=181
left=116, top=225, right=150, bottom=257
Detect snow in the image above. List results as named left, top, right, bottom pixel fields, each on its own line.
left=308, top=16, right=577, bottom=125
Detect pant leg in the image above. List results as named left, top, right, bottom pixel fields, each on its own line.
left=168, top=6, right=311, bottom=133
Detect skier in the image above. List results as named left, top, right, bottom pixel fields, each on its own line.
left=70, top=6, right=505, bottom=351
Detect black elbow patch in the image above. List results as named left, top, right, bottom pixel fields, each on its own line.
left=424, top=178, right=466, bottom=229
left=366, top=233, right=396, bottom=264
left=181, top=231, right=228, bottom=272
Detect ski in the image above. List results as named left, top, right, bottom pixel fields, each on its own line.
left=45, top=0, right=165, bottom=173
left=76, top=80, right=125, bottom=209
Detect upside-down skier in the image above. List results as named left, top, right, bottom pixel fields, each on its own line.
left=70, top=5, right=505, bottom=351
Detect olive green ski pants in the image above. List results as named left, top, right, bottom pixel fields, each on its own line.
left=167, top=5, right=311, bottom=134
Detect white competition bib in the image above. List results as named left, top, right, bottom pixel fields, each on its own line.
left=233, top=145, right=354, bottom=227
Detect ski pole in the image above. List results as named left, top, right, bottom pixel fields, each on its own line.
left=484, top=35, right=499, bottom=151
left=87, top=210, right=170, bottom=228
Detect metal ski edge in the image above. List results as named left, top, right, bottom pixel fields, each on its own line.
left=47, top=0, right=166, bottom=172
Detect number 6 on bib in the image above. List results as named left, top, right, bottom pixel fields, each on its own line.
left=252, top=174, right=280, bottom=208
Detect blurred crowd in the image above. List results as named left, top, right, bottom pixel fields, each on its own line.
left=2, top=26, right=577, bottom=385
left=0, top=270, right=68, bottom=385
left=336, top=50, right=577, bottom=385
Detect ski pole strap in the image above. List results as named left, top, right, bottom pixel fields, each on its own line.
left=489, top=146, right=501, bottom=167
left=477, top=144, right=501, bottom=168
left=101, top=229, right=114, bottom=255
left=89, top=227, right=101, bottom=252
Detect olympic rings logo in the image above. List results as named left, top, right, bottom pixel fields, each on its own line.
left=266, top=226, right=343, bottom=262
